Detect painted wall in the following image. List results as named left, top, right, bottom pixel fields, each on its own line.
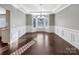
left=26, top=14, right=32, bottom=32
left=0, top=4, right=27, bottom=44
left=55, top=4, right=79, bottom=49
left=48, top=14, right=55, bottom=32
left=26, top=14, right=32, bottom=25
left=49, top=14, right=55, bottom=26
left=55, top=4, right=79, bottom=30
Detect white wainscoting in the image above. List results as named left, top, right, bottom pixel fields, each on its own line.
left=48, top=26, right=54, bottom=33
left=32, top=26, right=54, bottom=33
left=26, top=25, right=32, bottom=32
left=54, top=26, right=79, bottom=49
left=10, top=26, right=27, bottom=44
left=10, top=25, right=54, bottom=44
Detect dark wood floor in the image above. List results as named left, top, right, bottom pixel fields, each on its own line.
left=1, top=32, right=79, bottom=55
left=0, top=32, right=35, bottom=55
left=22, top=32, right=79, bottom=55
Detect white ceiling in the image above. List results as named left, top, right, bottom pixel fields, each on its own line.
left=12, top=4, right=71, bottom=15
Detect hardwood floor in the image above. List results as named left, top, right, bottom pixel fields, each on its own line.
left=1, top=33, right=35, bottom=55
left=22, top=32, right=79, bottom=55
left=0, top=36, right=10, bottom=55
left=1, top=32, right=79, bottom=55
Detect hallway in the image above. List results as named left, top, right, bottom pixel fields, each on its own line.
left=22, top=32, right=79, bottom=55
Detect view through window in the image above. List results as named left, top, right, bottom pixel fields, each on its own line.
left=32, top=15, right=49, bottom=28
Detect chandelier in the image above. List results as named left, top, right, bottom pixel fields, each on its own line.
left=37, top=4, right=44, bottom=21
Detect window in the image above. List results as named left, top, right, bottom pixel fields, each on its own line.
left=32, top=15, right=48, bottom=28
left=32, top=17, right=36, bottom=28
left=0, top=14, right=6, bottom=28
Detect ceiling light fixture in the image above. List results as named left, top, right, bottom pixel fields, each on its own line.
left=37, top=4, right=45, bottom=21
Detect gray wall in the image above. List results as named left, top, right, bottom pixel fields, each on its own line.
left=49, top=14, right=55, bottom=26
left=26, top=14, right=32, bottom=26
left=55, top=4, right=79, bottom=30
left=26, top=14, right=32, bottom=32
left=11, top=7, right=26, bottom=27
left=0, top=4, right=27, bottom=43
left=0, top=4, right=26, bottom=27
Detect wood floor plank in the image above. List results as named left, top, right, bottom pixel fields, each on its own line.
left=22, top=32, right=79, bottom=55
left=1, top=32, right=79, bottom=55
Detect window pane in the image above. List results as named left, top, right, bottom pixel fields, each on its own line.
left=32, top=15, right=48, bottom=28
left=32, top=18, right=36, bottom=28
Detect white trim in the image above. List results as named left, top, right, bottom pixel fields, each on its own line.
left=54, top=26, right=79, bottom=49
left=11, top=4, right=31, bottom=14
left=54, top=4, right=71, bottom=13
left=52, top=4, right=63, bottom=13
left=49, top=4, right=71, bottom=14
left=10, top=25, right=27, bottom=44
left=12, top=4, right=71, bottom=14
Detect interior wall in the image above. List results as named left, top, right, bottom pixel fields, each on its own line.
left=48, top=14, right=55, bottom=32
left=49, top=14, right=55, bottom=26
left=26, top=14, right=32, bottom=25
left=26, top=14, right=32, bottom=32
left=55, top=4, right=79, bottom=49
left=55, top=4, right=79, bottom=30
left=0, top=4, right=27, bottom=44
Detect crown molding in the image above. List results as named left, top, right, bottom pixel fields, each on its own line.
left=52, top=4, right=71, bottom=14
left=11, top=4, right=30, bottom=14
left=12, top=4, right=71, bottom=15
